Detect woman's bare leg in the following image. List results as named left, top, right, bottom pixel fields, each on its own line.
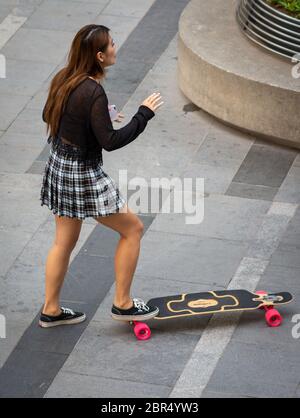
left=42, top=215, right=83, bottom=316
left=93, top=204, right=144, bottom=309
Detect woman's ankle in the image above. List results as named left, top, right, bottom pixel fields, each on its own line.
left=42, top=304, right=61, bottom=316
left=113, top=298, right=133, bottom=309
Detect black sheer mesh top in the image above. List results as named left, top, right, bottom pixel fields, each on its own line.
left=42, top=77, right=155, bottom=164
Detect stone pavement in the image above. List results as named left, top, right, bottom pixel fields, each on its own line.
left=0, top=0, right=299, bottom=398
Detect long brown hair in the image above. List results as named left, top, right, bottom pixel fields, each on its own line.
left=43, top=24, right=110, bottom=138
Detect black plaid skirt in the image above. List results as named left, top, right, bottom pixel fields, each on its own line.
left=40, top=139, right=126, bottom=219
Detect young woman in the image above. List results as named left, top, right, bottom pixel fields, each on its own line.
left=39, top=24, right=163, bottom=328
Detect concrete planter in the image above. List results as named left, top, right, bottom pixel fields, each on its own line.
left=178, top=0, right=300, bottom=148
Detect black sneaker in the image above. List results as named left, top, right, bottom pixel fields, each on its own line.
left=111, top=297, right=159, bottom=321
left=39, top=307, right=86, bottom=328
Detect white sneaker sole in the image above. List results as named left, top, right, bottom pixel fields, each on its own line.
left=39, top=314, right=86, bottom=328
left=111, top=308, right=159, bottom=322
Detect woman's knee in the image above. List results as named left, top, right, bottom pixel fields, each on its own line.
left=93, top=205, right=144, bottom=239
left=131, top=218, right=144, bottom=237
left=54, top=215, right=82, bottom=252
left=119, top=216, right=144, bottom=240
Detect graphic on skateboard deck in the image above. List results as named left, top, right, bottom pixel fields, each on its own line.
left=119, top=290, right=293, bottom=341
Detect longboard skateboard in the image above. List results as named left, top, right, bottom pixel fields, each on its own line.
left=121, top=290, right=293, bottom=340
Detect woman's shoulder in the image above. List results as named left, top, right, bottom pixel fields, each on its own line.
left=85, top=77, right=106, bottom=94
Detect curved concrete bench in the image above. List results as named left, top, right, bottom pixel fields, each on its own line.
left=177, top=0, right=300, bottom=148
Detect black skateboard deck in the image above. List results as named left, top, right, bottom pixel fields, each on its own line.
left=118, top=290, right=293, bottom=340
left=147, top=290, right=293, bottom=320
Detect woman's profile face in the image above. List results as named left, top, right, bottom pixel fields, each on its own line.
left=97, top=35, right=116, bottom=68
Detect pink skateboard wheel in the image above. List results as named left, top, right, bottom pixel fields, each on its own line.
left=133, top=322, right=151, bottom=340
left=265, top=309, right=282, bottom=327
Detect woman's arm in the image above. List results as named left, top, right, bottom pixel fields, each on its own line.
left=90, top=91, right=155, bottom=152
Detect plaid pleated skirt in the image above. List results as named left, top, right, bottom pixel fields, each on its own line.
left=40, top=139, right=126, bottom=219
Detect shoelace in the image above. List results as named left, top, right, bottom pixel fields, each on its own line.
left=61, top=307, right=75, bottom=316
left=133, top=298, right=150, bottom=312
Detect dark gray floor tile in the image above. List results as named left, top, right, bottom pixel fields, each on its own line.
left=226, top=182, right=278, bottom=201
left=0, top=349, right=67, bottom=398
left=231, top=144, right=297, bottom=188
left=205, top=341, right=299, bottom=398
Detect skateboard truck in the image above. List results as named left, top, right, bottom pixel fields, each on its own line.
left=256, top=290, right=283, bottom=327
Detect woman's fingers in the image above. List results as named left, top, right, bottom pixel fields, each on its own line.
left=114, top=113, right=125, bottom=123
left=149, top=94, right=162, bottom=105
left=154, top=101, right=164, bottom=110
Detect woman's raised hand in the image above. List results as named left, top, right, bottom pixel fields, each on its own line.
left=141, top=92, right=164, bottom=113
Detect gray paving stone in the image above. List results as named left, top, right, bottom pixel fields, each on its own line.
left=259, top=264, right=300, bottom=292
left=57, top=320, right=200, bottom=387
left=0, top=5, right=13, bottom=22
left=231, top=144, right=297, bottom=188
left=192, top=131, right=253, bottom=167
left=181, top=162, right=241, bottom=195
left=205, top=341, right=300, bottom=398
left=27, top=160, right=48, bottom=175
left=25, top=86, right=48, bottom=112
left=94, top=13, right=140, bottom=50
left=269, top=243, right=300, bottom=269
left=15, top=217, right=86, bottom=268
left=23, top=0, right=107, bottom=32
left=201, top=390, right=254, bottom=398
left=0, top=131, right=45, bottom=149
left=150, top=194, right=270, bottom=242
left=0, top=94, right=30, bottom=131
left=0, top=2, right=42, bottom=21
left=102, top=0, right=155, bottom=19
left=0, top=230, right=33, bottom=277
left=0, top=174, right=49, bottom=232
left=246, top=237, right=281, bottom=260
left=60, top=253, right=115, bottom=304
left=135, top=230, right=248, bottom=287
left=0, top=143, right=43, bottom=173
left=0, top=0, right=43, bottom=6
left=5, top=107, right=47, bottom=136
left=278, top=213, right=300, bottom=245
left=1, top=28, right=74, bottom=63
left=45, top=370, right=171, bottom=398
left=0, top=348, right=67, bottom=398
left=226, top=182, right=278, bottom=201
left=106, top=58, right=154, bottom=96
left=113, top=28, right=176, bottom=67
left=246, top=208, right=295, bottom=260
left=292, top=154, right=300, bottom=167
left=275, top=166, right=300, bottom=204
left=0, top=315, right=32, bottom=369
left=35, top=143, right=52, bottom=161
left=0, top=59, right=55, bottom=96
left=0, top=261, right=45, bottom=319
